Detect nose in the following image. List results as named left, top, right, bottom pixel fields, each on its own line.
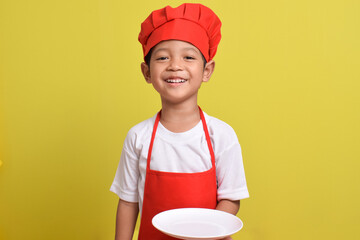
left=167, top=58, right=183, bottom=71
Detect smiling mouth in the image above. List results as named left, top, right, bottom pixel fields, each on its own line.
left=165, top=78, right=187, bottom=83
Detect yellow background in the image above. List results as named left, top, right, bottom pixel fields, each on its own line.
left=1, top=0, right=359, bottom=239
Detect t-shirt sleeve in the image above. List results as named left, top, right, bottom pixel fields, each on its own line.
left=215, top=133, right=249, bottom=201
left=110, top=131, right=140, bottom=203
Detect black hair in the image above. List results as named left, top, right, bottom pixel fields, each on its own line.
left=144, top=48, right=153, bottom=66
left=144, top=47, right=207, bottom=68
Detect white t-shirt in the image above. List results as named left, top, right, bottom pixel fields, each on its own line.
left=110, top=112, right=249, bottom=213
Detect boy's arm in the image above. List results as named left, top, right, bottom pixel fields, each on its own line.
left=115, top=198, right=139, bottom=240
left=216, top=199, right=240, bottom=240
left=216, top=199, right=240, bottom=214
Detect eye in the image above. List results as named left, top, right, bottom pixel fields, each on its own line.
left=156, top=56, right=168, bottom=61
left=184, top=56, right=195, bottom=60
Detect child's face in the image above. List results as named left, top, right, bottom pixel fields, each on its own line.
left=141, top=40, right=215, bottom=105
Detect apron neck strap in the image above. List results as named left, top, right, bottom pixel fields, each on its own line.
left=198, top=106, right=216, bottom=167
left=147, top=106, right=216, bottom=170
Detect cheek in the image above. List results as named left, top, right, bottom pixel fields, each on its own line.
left=149, top=70, right=159, bottom=80
left=190, top=67, right=205, bottom=78
left=150, top=66, right=164, bottom=77
left=190, top=63, right=204, bottom=73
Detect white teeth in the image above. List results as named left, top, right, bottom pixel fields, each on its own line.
left=166, top=79, right=186, bottom=83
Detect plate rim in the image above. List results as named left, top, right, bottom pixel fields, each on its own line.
left=152, top=208, right=243, bottom=239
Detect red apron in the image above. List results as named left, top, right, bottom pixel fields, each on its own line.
left=138, top=107, right=217, bottom=240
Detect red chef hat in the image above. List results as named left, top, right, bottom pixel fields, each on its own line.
left=138, top=3, right=222, bottom=62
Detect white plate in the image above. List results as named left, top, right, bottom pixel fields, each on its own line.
left=152, top=208, right=243, bottom=240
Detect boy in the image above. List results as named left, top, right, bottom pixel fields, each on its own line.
left=110, top=3, right=249, bottom=240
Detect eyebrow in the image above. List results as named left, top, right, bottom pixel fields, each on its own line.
left=153, top=47, right=199, bottom=54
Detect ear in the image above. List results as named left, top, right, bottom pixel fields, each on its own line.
left=141, top=62, right=151, bottom=83
left=202, top=60, right=215, bottom=83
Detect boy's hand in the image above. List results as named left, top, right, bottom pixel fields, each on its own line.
left=222, top=237, right=233, bottom=240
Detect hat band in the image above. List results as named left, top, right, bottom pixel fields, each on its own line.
left=145, top=18, right=210, bottom=61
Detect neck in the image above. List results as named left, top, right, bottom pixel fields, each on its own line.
left=160, top=100, right=201, bottom=133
